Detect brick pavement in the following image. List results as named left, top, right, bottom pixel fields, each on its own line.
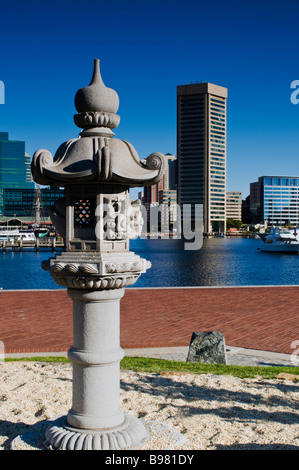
left=0, top=286, right=298, bottom=355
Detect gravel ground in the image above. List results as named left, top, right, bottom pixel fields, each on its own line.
left=0, top=361, right=299, bottom=450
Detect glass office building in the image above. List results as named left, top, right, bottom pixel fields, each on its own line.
left=0, top=132, right=34, bottom=214
left=177, top=83, right=227, bottom=233
left=259, top=176, right=299, bottom=226
left=2, top=187, right=64, bottom=218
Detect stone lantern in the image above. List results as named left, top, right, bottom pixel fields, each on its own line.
left=31, top=59, right=165, bottom=450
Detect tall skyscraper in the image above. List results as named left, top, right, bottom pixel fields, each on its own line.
left=177, top=82, right=227, bottom=233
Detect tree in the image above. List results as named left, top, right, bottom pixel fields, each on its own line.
left=226, top=218, right=242, bottom=229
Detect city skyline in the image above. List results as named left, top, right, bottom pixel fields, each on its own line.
left=0, top=0, right=299, bottom=201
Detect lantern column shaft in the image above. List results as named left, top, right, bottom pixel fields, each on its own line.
left=67, top=288, right=125, bottom=430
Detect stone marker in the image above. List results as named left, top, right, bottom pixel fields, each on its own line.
left=187, top=331, right=227, bottom=364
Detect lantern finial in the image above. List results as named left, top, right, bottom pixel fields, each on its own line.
left=75, top=59, right=119, bottom=114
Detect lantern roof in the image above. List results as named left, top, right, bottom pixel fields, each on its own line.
left=32, top=60, right=164, bottom=188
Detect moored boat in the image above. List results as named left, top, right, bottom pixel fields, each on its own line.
left=0, top=227, right=35, bottom=244
left=260, top=227, right=299, bottom=253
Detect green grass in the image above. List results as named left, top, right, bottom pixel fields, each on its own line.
left=4, top=355, right=299, bottom=380
left=4, top=356, right=70, bottom=364
left=121, top=357, right=299, bottom=380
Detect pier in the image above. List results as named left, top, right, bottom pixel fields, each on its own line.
left=0, top=238, right=64, bottom=251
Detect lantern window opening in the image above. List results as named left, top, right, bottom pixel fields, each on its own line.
left=74, top=198, right=96, bottom=228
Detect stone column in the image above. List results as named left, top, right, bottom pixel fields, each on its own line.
left=67, top=288, right=125, bottom=430
left=44, top=287, right=148, bottom=450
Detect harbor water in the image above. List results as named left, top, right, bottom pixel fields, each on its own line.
left=0, top=237, right=299, bottom=290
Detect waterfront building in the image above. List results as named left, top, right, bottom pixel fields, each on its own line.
left=241, top=195, right=251, bottom=224
left=249, top=181, right=262, bottom=224
left=143, top=175, right=164, bottom=205
left=25, top=152, right=33, bottom=184
left=142, top=154, right=177, bottom=232
left=0, top=132, right=34, bottom=214
left=137, top=190, right=144, bottom=204
left=226, top=191, right=242, bottom=221
left=2, top=186, right=64, bottom=218
left=254, top=176, right=299, bottom=226
left=159, top=189, right=178, bottom=229
left=143, top=153, right=177, bottom=205
left=177, top=82, right=227, bottom=233
left=165, top=153, right=177, bottom=191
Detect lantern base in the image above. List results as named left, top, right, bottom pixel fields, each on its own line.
left=43, top=414, right=149, bottom=450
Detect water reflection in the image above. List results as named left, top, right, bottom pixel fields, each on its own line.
left=130, top=237, right=299, bottom=288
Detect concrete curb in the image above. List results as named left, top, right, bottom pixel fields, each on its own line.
left=3, top=345, right=297, bottom=367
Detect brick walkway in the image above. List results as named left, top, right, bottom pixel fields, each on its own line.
left=0, top=286, right=298, bottom=355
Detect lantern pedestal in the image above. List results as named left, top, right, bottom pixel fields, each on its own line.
left=44, top=288, right=148, bottom=450
left=44, top=415, right=148, bottom=450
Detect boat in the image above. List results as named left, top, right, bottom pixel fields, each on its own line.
left=260, top=227, right=299, bottom=253
left=256, top=232, right=267, bottom=241
left=19, top=230, right=36, bottom=241
left=0, top=227, right=35, bottom=244
left=33, top=226, right=49, bottom=238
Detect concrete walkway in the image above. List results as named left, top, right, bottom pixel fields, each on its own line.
left=4, top=346, right=296, bottom=368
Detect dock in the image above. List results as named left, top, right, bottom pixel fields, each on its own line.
left=0, top=238, right=64, bottom=251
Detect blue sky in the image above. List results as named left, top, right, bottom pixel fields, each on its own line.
left=0, top=0, right=299, bottom=199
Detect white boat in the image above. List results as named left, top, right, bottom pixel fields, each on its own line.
left=260, top=227, right=299, bottom=253
left=19, top=230, right=36, bottom=241
left=0, top=227, right=35, bottom=244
